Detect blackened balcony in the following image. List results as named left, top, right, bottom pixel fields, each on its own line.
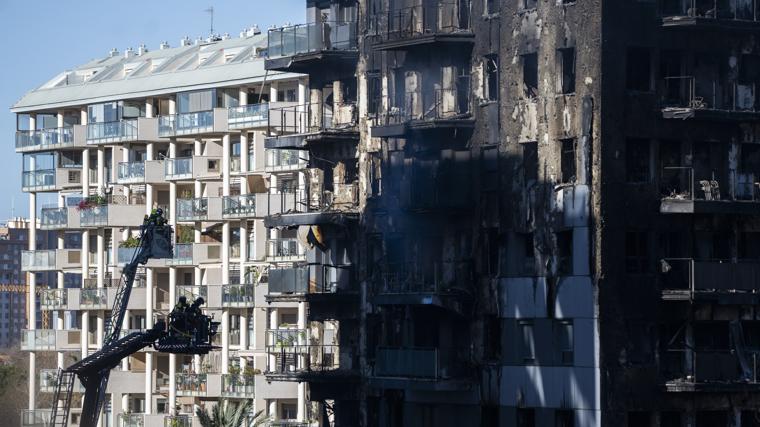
left=660, top=166, right=760, bottom=214
left=661, top=0, right=760, bottom=30
left=265, top=342, right=358, bottom=383
left=265, top=21, right=359, bottom=73
left=370, top=346, right=472, bottom=390
left=370, top=1, right=473, bottom=51
left=265, top=102, right=358, bottom=150
left=373, top=261, right=472, bottom=315
left=263, top=184, right=360, bottom=228
left=660, top=258, right=760, bottom=303
left=267, top=266, right=309, bottom=301
left=370, top=87, right=473, bottom=138
left=662, top=349, right=760, bottom=392
left=399, top=153, right=473, bottom=211
left=660, top=76, right=760, bottom=121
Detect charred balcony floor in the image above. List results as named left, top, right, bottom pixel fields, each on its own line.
left=265, top=50, right=359, bottom=74
left=660, top=197, right=760, bottom=214
left=661, top=14, right=760, bottom=31
left=661, top=106, right=760, bottom=121
left=264, top=129, right=359, bottom=150
left=264, top=211, right=359, bottom=228
left=371, top=32, right=474, bottom=52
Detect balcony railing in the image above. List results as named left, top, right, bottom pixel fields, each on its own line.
left=373, top=85, right=471, bottom=127
left=80, top=288, right=108, bottom=309
left=661, top=76, right=757, bottom=113
left=176, top=373, right=207, bottom=396
left=118, top=161, right=146, bottom=183
left=20, top=329, right=56, bottom=351
left=662, top=349, right=760, bottom=385
left=222, top=195, right=257, bottom=218
left=16, top=127, right=73, bottom=152
left=374, top=346, right=467, bottom=379
left=221, top=374, right=255, bottom=397
left=159, top=111, right=214, bottom=136
left=660, top=258, right=760, bottom=295
left=268, top=266, right=309, bottom=295
left=222, top=283, right=255, bottom=307
left=267, top=344, right=352, bottom=374
left=228, top=103, right=269, bottom=129
left=371, top=1, right=470, bottom=41
left=177, top=285, right=208, bottom=301
left=265, top=149, right=305, bottom=172
left=21, top=409, right=52, bottom=427
left=164, top=415, right=191, bottom=427
left=267, top=102, right=357, bottom=136
left=22, top=169, right=55, bottom=191
left=21, top=250, right=56, bottom=271
left=267, top=329, right=308, bottom=347
left=177, top=198, right=208, bottom=221
left=40, top=288, right=67, bottom=309
left=377, top=261, right=472, bottom=294
left=80, top=205, right=108, bottom=226
left=661, top=0, right=760, bottom=22
left=267, top=21, right=358, bottom=58
left=267, top=239, right=306, bottom=261
left=165, top=157, right=193, bottom=179
left=119, top=413, right=144, bottom=427
left=660, top=167, right=760, bottom=202
left=167, top=244, right=193, bottom=265
left=87, top=119, right=138, bottom=143
left=268, top=263, right=351, bottom=296
left=40, top=207, right=68, bottom=229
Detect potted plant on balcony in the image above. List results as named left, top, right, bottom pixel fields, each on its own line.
left=120, top=235, right=140, bottom=248
left=228, top=364, right=241, bottom=389
left=76, top=194, right=107, bottom=211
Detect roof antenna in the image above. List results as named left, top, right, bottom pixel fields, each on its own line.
left=204, top=6, right=214, bottom=36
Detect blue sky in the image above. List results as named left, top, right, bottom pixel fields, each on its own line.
left=0, top=0, right=304, bottom=220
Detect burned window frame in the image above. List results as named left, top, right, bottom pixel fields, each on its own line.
left=625, top=230, right=650, bottom=274
left=625, top=138, right=652, bottom=184
left=518, top=320, right=536, bottom=364
left=484, top=54, right=499, bottom=102
left=522, top=52, right=539, bottom=99
left=560, top=138, right=577, bottom=184
left=556, top=47, right=576, bottom=94
left=554, top=319, right=574, bottom=365
left=626, top=47, right=653, bottom=92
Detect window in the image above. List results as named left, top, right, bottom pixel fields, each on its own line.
left=560, top=138, right=576, bottom=183
left=517, top=408, right=536, bottom=427
left=523, top=142, right=538, bottom=186
left=556, top=48, right=576, bottom=94
left=519, top=321, right=536, bottom=363
left=628, top=412, right=649, bottom=427
left=484, top=54, right=499, bottom=101
left=555, top=410, right=574, bottom=427
left=522, top=53, right=539, bottom=98
left=555, top=320, right=574, bottom=365
left=625, top=231, right=648, bottom=273
left=281, top=403, right=298, bottom=420
left=484, top=316, right=502, bottom=361
left=626, top=48, right=652, bottom=91
left=556, top=231, right=573, bottom=275
left=521, top=0, right=538, bottom=10
left=485, top=0, right=499, bottom=15
left=625, top=139, right=651, bottom=183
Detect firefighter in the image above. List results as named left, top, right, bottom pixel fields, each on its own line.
left=170, top=296, right=190, bottom=334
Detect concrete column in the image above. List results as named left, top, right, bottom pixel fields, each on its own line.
left=268, top=308, right=278, bottom=370
left=145, top=98, right=154, bottom=119
left=121, top=308, right=130, bottom=370
left=169, top=267, right=177, bottom=413
left=81, top=311, right=89, bottom=358
left=268, top=399, right=277, bottom=420
left=28, top=185, right=37, bottom=410
left=83, top=148, right=91, bottom=195
left=121, top=393, right=129, bottom=416
left=298, top=382, right=306, bottom=421
left=96, top=228, right=105, bottom=348
left=144, top=269, right=153, bottom=414
left=240, top=221, right=248, bottom=267
left=240, top=132, right=249, bottom=177
left=57, top=194, right=65, bottom=369
left=239, top=87, right=248, bottom=107
left=146, top=143, right=154, bottom=210
left=97, top=147, right=105, bottom=192
left=222, top=311, right=230, bottom=374
left=270, top=82, right=279, bottom=102
left=240, top=310, right=248, bottom=351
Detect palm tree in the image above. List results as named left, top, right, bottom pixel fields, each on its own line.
left=195, top=399, right=270, bottom=427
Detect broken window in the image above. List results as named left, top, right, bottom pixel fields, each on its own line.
left=523, top=142, right=538, bottom=187
left=626, top=47, right=652, bottom=92
left=555, top=410, right=574, bottom=427
left=556, top=48, right=576, bottom=94
left=522, top=53, right=539, bottom=99
left=560, top=138, right=576, bottom=183
left=554, top=320, right=573, bottom=365
left=518, top=321, right=536, bottom=364
left=625, top=138, right=651, bottom=183
left=484, top=54, right=499, bottom=101
left=625, top=231, right=648, bottom=273
left=521, top=0, right=538, bottom=10
left=627, top=412, right=649, bottom=427
left=556, top=230, right=573, bottom=275
left=517, top=408, right=536, bottom=427
left=484, top=0, right=499, bottom=15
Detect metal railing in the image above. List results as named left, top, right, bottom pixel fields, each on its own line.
left=80, top=288, right=108, bottom=309
left=40, top=207, right=68, bottom=229
left=164, top=415, right=191, bottom=427
left=87, top=119, right=138, bottom=142
left=268, top=266, right=309, bottom=295
left=228, top=103, right=269, bottom=129
left=265, top=149, right=306, bottom=171
left=661, top=0, right=760, bottom=21
left=372, top=1, right=471, bottom=41
left=222, top=195, right=256, bottom=218
left=222, top=283, right=255, bottom=307
left=16, top=127, right=73, bottom=151
left=21, top=409, right=52, bottom=427
left=169, top=244, right=193, bottom=265
left=377, top=261, right=473, bottom=294
left=158, top=111, right=214, bottom=136
left=660, top=167, right=760, bottom=201
left=177, top=285, right=208, bottom=301
left=266, top=187, right=309, bottom=215
left=119, top=413, right=144, bottom=427
left=20, top=329, right=56, bottom=351
left=662, top=349, right=760, bottom=384
left=175, top=373, right=207, bottom=396
left=266, top=344, right=352, bottom=374
left=40, top=288, right=67, bottom=309
left=176, top=198, right=208, bottom=221
left=266, top=239, right=305, bottom=260
left=266, top=329, right=308, bottom=347
left=221, top=374, right=255, bottom=397
left=21, top=250, right=56, bottom=271
left=660, top=258, right=760, bottom=294
left=661, top=76, right=756, bottom=112
left=165, top=157, right=193, bottom=179
left=267, top=102, right=357, bottom=136
left=22, top=169, right=55, bottom=190
left=373, top=85, right=471, bottom=127
left=374, top=346, right=467, bottom=379
left=267, top=21, right=358, bottom=58
left=117, top=161, right=145, bottom=183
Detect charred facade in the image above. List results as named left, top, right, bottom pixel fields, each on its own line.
left=263, top=0, right=760, bottom=426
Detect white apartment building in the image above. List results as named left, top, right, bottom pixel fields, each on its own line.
left=12, top=29, right=318, bottom=427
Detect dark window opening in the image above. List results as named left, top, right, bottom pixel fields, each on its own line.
left=554, top=320, right=574, bottom=365
left=555, top=410, right=574, bottom=427
left=743, top=410, right=760, bottom=427
left=557, top=48, right=576, bottom=94
left=517, top=408, right=535, bottom=427
left=484, top=316, right=501, bottom=361
left=519, top=321, right=535, bottom=363
left=696, top=411, right=727, bottom=427
left=521, top=0, right=538, bottom=10
left=739, top=232, right=760, bottom=259
left=625, top=139, right=651, bottom=183
left=485, top=54, right=499, bottom=101
left=481, top=405, right=498, bottom=426
left=626, top=47, right=652, bottom=92
left=522, top=53, right=538, bottom=99
left=485, top=0, right=499, bottom=15
left=625, top=231, right=648, bottom=274
left=693, top=322, right=729, bottom=351
left=556, top=231, right=573, bottom=275
left=660, top=411, right=682, bottom=427
left=627, top=412, right=649, bottom=427
left=485, top=227, right=500, bottom=276
left=560, top=138, right=576, bottom=183
left=523, top=142, right=538, bottom=186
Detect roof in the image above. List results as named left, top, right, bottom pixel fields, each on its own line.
left=11, top=33, right=302, bottom=113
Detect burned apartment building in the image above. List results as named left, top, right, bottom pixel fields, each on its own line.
left=261, top=0, right=760, bottom=426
